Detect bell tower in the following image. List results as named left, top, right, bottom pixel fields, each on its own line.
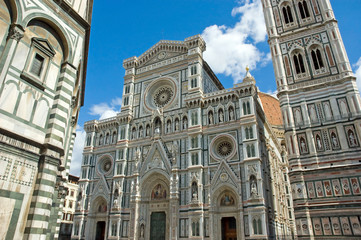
left=262, top=0, right=361, bottom=239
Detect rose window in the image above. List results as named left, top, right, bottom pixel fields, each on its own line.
left=97, top=157, right=113, bottom=175
left=217, top=141, right=233, bottom=157
left=153, top=87, right=174, bottom=108
left=103, top=160, right=111, bottom=172
left=210, top=134, right=237, bottom=161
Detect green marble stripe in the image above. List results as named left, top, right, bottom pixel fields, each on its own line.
left=0, top=109, right=47, bottom=132
left=32, top=189, right=54, bottom=199
left=56, top=85, right=72, bottom=96
left=42, top=168, right=57, bottom=176
left=24, top=227, right=47, bottom=234
left=26, top=213, right=50, bottom=222
left=60, top=67, right=77, bottom=78
left=54, top=94, right=71, bottom=105
left=35, top=178, right=56, bottom=187
left=30, top=201, right=52, bottom=211
left=48, top=113, right=67, bottom=124
left=0, top=190, right=24, bottom=240
left=48, top=122, right=66, bottom=133
left=53, top=103, right=70, bottom=114
left=45, top=133, right=63, bottom=143
left=57, top=74, right=75, bottom=86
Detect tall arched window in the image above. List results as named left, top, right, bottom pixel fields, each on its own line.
left=293, top=52, right=306, bottom=74
left=298, top=0, right=310, bottom=19
left=112, top=131, right=117, bottom=143
left=247, top=101, right=251, bottom=114
left=282, top=5, right=294, bottom=24
left=311, top=48, right=324, bottom=70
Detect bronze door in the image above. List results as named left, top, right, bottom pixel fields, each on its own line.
left=150, top=212, right=166, bottom=240
left=95, top=221, right=106, bottom=240
left=222, top=217, right=237, bottom=240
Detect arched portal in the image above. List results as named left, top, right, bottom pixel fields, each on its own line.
left=139, top=171, right=171, bottom=240
left=87, top=196, right=109, bottom=240
left=211, top=185, right=242, bottom=240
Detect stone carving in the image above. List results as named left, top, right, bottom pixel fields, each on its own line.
left=175, top=119, right=179, bottom=131
left=167, top=121, right=171, bottom=133
left=171, top=141, right=178, bottom=165
left=192, top=182, right=198, bottom=200
left=183, top=118, right=188, bottom=130
left=140, top=223, right=145, bottom=238
left=8, top=24, right=24, bottom=42
left=229, top=108, right=234, bottom=120
left=347, top=129, right=357, bottom=147
left=219, top=110, right=224, bottom=123
left=146, top=125, right=150, bottom=136
left=250, top=175, right=258, bottom=198
left=153, top=86, right=174, bottom=108
left=208, top=112, right=213, bottom=124
left=139, top=127, right=143, bottom=138
left=148, top=157, right=164, bottom=170
left=331, top=132, right=339, bottom=148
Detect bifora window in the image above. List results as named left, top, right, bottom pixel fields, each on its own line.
left=298, top=0, right=310, bottom=19
left=311, top=48, right=324, bottom=70
left=293, top=52, right=306, bottom=74
left=282, top=5, right=294, bottom=24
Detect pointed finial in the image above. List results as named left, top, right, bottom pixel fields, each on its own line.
left=243, top=65, right=255, bottom=84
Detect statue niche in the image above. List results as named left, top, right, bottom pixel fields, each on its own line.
left=151, top=184, right=167, bottom=200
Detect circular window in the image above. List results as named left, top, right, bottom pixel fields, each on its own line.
left=217, top=141, right=233, bottom=157
left=102, top=160, right=112, bottom=172
left=97, top=156, right=113, bottom=175
left=210, top=134, right=237, bottom=161
left=144, top=78, right=177, bottom=110
left=153, top=86, right=174, bottom=108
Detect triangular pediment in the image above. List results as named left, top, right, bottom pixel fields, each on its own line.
left=211, top=160, right=239, bottom=191
left=32, top=38, right=56, bottom=57
left=92, top=175, right=111, bottom=201
left=140, top=140, right=172, bottom=176
left=123, top=40, right=188, bottom=69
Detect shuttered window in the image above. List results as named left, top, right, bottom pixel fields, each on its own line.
left=30, top=54, right=44, bottom=77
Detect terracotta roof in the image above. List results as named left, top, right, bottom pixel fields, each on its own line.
left=258, top=92, right=283, bottom=126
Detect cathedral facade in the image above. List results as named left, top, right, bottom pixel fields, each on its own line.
left=74, top=35, right=295, bottom=240
left=262, top=0, right=361, bottom=239
left=0, top=0, right=92, bottom=239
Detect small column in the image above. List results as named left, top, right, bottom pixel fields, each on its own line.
left=0, top=24, right=24, bottom=85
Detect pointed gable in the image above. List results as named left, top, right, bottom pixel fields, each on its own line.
left=140, top=140, right=172, bottom=177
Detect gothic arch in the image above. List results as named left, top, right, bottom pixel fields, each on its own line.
left=140, top=171, right=170, bottom=201
left=91, top=196, right=108, bottom=214
left=212, top=184, right=240, bottom=206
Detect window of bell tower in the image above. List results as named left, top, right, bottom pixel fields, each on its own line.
left=298, top=1, right=310, bottom=19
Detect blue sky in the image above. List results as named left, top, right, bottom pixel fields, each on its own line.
left=70, top=0, right=361, bottom=175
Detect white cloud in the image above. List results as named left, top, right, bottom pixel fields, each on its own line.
left=89, top=97, right=122, bottom=120
left=202, top=0, right=269, bottom=83
left=354, top=57, right=361, bottom=92
left=266, top=89, right=278, bottom=99
left=70, top=125, right=86, bottom=176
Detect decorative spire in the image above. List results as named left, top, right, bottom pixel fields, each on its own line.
left=243, top=65, right=256, bottom=84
